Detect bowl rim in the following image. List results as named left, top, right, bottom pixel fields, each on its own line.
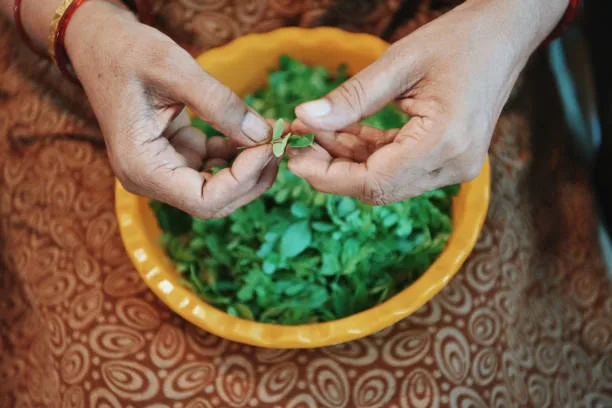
left=115, top=27, right=491, bottom=348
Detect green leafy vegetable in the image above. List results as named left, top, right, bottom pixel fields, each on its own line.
left=269, top=119, right=313, bottom=158
left=272, top=119, right=284, bottom=141
left=280, top=221, right=312, bottom=258
left=289, top=134, right=315, bottom=148
left=273, top=133, right=291, bottom=158
left=154, top=56, right=460, bottom=325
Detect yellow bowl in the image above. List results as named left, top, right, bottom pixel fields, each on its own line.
left=115, top=27, right=491, bottom=349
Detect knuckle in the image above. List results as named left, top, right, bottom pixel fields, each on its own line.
left=198, top=83, right=243, bottom=124
left=361, top=176, right=391, bottom=206
left=336, top=78, right=367, bottom=117
left=114, top=164, right=139, bottom=194
left=139, top=37, right=189, bottom=83
left=442, top=136, right=469, bottom=159
left=212, top=84, right=241, bottom=111
left=419, top=98, right=447, bottom=120
left=110, top=149, right=152, bottom=193
left=110, top=156, right=133, bottom=186
left=459, top=155, right=486, bottom=181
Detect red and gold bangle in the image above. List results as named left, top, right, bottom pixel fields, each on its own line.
left=48, top=0, right=88, bottom=85
left=543, top=0, right=581, bottom=45
left=13, top=0, right=49, bottom=58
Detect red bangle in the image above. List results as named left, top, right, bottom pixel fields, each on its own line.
left=49, top=0, right=88, bottom=85
left=13, top=0, right=49, bottom=59
left=543, top=0, right=581, bottom=45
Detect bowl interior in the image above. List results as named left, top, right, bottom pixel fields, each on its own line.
left=115, top=27, right=491, bottom=348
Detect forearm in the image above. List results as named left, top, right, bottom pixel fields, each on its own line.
left=464, top=0, right=571, bottom=56
left=502, top=0, right=571, bottom=48
left=0, top=0, right=125, bottom=56
left=0, top=0, right=61, bottom=51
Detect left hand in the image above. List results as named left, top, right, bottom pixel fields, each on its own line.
left=288, top=0, right=569, bottom=205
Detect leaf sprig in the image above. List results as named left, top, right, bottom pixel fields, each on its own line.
left=270, top=119, right=314, bottom=158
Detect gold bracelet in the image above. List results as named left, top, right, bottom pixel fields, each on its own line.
left=48, top=0, right=75, bottom=65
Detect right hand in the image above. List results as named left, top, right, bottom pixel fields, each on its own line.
left=65, top=0, right=278, bottom=219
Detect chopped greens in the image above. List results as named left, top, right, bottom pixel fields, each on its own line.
left=151, top=56, right=459, bottom=325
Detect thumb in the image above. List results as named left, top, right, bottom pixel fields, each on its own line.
left=151, top=45, right=271, bottom=146
left=295, top=48, right=415, bottom=131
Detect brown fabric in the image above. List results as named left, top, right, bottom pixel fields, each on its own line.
left=1, top=1, right=612, bottom=407
left=148, top=0, right=399, bottom=54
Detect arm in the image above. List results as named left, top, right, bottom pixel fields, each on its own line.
left=1, top=0, right=67, bottom=49
left=1, top=0, right=277, bottom=219
left=289, top=0, right=572, bottom=204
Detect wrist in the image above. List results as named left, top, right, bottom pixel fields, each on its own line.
left=463, top=0, right=570, bottom=56
left=506, top=0, right=571, bottom=49
left=64, top=0, right=137, bottom=71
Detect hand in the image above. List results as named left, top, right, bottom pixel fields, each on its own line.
left=65, top=0, right=277, bottom=218
left=289, top=0, right=569, bottom=205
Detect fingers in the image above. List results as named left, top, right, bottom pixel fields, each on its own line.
left=287, top=144, right=370, bottom=198
left=291, top=119, right=399, bottom=162
left=199, top=144, right=278, bottom=217
left=111, top=104, right=277, bottom=218
left=164, top=109, right=238, bottom=170
left=204, top=136, right=236, bottom=163
left=167, top=127, right=208, bottom=169
left=145, top=44, right=271, bottom=146
left=115, top=133, right=277, bottom=218
left=85, top=31, right=279, bottom=219
left=165, top=110, right=207, bottom=169
left=287, top=116, right=464, bottom=205
left=295, top=44, right=420, bottom=131
left=288, top=140, right=426, bottom=206
left=209, top=158, right=279, bottom=217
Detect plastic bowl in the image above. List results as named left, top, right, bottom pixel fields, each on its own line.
left=115, top=27, right=490, bottom=348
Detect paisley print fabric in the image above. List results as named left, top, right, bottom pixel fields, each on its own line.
left=1, top=1, right=611, bottom=407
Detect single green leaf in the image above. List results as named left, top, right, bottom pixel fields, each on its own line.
left=189, top=237, right=208, bottom=252
left=233, top=304, right=255, bottom=320
left=272, top=119, right=284, bottom=141
left=290, top=202, right=310, bottom=219
left=150, top=201, right=192, bottom=235
left=383, top=213, right=399, bottom=228
left=273, top=134, right=291, bottom=158
left=312, top=222, right=334, bottom=232
left=227, top=306, right=239, bottom=317
left=237, top=285, right=254, bottom=302
left=288, top=133, right=314, bottom=148
left=320, top=253, right=340, bottom=276
left=280, top=221, right=312, bottom=258
left=337, top=197, right=356, bottom=217
left=285, top=282, right=307, bottom=296
left=263, top=261, right=277, bottom=275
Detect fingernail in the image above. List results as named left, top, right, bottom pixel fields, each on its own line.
left=241, top=111, right=269, bottom=143
left=300, top=99, right=331, bottom=118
